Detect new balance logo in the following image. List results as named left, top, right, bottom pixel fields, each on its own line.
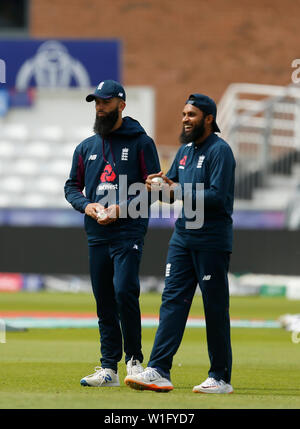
left=121, top=148, right=129, bottom=161
left=165, top=263, right=171, bottom=277
left=89, top=154, right=97, bottom=160
left=197, top=155, right=205, bottom=168
left=133, top=244, right=138, bottom=250
left=202, top=275, right=211, bottom=281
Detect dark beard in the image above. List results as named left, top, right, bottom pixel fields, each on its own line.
left=180, top=117, right=206, bottom=145
left=93, top=107, right=119, bottom=137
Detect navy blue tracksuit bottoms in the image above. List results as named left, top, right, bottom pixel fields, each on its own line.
left=88, top=239, right=144, bottom=372
left=148, top=243, right=232, bottom=383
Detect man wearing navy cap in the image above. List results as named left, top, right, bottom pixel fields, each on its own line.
left=65, top=80, right=161, bottom=387
left=125, top=93, right=236, bottom=394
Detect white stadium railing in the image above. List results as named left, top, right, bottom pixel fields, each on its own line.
left=217, top=83, right=300, bottom=200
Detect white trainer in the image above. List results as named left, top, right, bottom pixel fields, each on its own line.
left=126, top=356, right=144, bottom=376
left=193, top=377, right=233, bottom=394
left=80, top=367, right=120, bottom=387
left=124, top=367, right=173, bottom=392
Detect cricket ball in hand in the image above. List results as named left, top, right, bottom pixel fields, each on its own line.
left=151, top=177, right=164, bottom=184
left=97, top=209, right=107, bottom=220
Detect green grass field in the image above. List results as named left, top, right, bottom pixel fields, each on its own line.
left=1, top=291, right=300, bottom=409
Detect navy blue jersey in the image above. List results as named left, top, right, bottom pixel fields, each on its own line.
left=64, top=116, right=161, bottom=245
left=167, top=133, right=236, bottom=252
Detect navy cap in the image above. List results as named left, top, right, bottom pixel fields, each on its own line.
left=186, top=93, right=220, bottom=133
left=86, top=80, right=126, bottom=102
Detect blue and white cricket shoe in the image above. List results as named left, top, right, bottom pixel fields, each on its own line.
left=80, top=367, right=120, bottom=387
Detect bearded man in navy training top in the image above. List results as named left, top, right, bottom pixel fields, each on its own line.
left=125, top=93, right=236, bottom=394
left=64, top=80, right=160, bottom=387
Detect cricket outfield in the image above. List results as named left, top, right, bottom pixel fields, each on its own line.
left=0, top=292, right=300, bottom=409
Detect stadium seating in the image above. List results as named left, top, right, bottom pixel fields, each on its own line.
left=0, top=124, right=171, bottom=210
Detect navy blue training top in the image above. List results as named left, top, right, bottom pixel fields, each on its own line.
left=167, top=133, right=236, bottom=252
left=64, top=116, right=161, bottom=245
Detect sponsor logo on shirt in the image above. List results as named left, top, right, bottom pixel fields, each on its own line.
left=179, top=155, right=187, bottom=169
left=88, top=154, right=97, bottom=161
left=97, top=183, right=118, bottom=192
left=100, top=164, right=116, bottom=183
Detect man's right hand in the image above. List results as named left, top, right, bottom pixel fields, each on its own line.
left=145, top=172, right=178, bottom=202
left=84, top=203, right=105, bottom=221
left=145, top=171, right=164, bottom=192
